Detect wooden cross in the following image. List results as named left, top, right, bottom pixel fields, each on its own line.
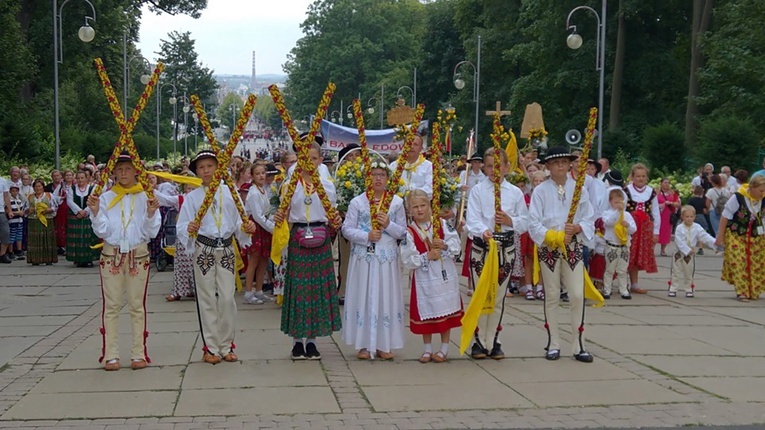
left=188, top=94, right=257, bottom=237
left=93, top=58, right=163, bottom=198
left=486, top=101, right=511, bottom=118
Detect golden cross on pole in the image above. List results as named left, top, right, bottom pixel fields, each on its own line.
left=485, top=101, right=511, bottom=118
left=92, top=58, right=163, bottom=198
left=187, top=94, right=257, bottom=237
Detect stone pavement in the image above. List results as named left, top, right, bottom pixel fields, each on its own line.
left=1, top=243, right=765, bottom=429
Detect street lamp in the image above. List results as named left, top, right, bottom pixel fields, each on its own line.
left=192, top=113, right=199, bottom=152
left=366, top=83, right=385, bottom=129
left=126, top=55, right=152, bottom=102
left=453, top=35, right=482, bottom=150
left=330, top=110, right=341, bottom=124
left=396, top=86, right=414, bottom=107
left=346, top=105, right=353, bottom=121
left=157, top=82, right=178, bottom=159
left=178, top=94, right=191, bottom=157
left=52, top=0, right=97, bottom=169
left=566, top=0, right=606, bottom=159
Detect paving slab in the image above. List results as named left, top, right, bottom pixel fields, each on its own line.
left=681, top=377, right=765, bottom=401
left=511, top=379, right=687, bottom=407
left=348, top=359, right=497, bottom=386
left=0, top=336, right=42, bottom=368
left=477, top=357, right=640, bottom=384
left=664, top=325, right=765, bottom=356
left=0, top=305, right=90, bottom=317
left=362, top=382, right=533, bottom=411
left=54, top=275, right=102, bottom=286
left=30, top=366, right=184, bottom=393
left=0, top=325, right=61, bottom=337
left=0, top=275, right=64, bottom=287
left=174, top=387, right=340, bottom=415
left=181, top=360, right=328, bottom=389
left=1, top=392, right=177, bottom=419
left=592, top=336, right=735, bottom=356
left=634, top=356, right=765, bottom=377
left=0, top=315, right=75, bottom=326
left=57, top=332, right=197, bottom=370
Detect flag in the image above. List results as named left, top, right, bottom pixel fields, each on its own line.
left=505, top=129, right=522, bottom=174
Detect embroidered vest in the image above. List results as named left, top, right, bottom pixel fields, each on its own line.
left=625, top=187, right=656, bottom=221
left=71, top=185, right=93, bottom=214
left=726, top=193, right=765, bottom=237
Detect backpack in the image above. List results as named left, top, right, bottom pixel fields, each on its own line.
left=713, top=189, right=728, bottom=215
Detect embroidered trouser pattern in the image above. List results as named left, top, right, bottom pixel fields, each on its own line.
left=669, top=252, right=695, bottom=293
left=99, top=243, right=151, bottom=363
left=539, top=243, right=586, bottom=356
left=469, top=235, right=515, bottom=348
left=603, top=243, right=630, bottom=296
left=192, top=243, right=237, bottom=357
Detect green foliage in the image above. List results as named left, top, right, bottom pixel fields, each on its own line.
left=216, top=93, right=245, bottom=133
left=642, top=122, right=687, bottom=173
left=696, top=116, right=762, bottom=172
left=602, top=127, right=640, bottom=161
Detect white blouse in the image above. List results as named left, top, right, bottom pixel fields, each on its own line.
left=66, top=185, right=93, bottom=215
left=465, top=178, right=529, bottom=239
left=675, top=222, right=717, bottom=257
left=625, top=183, right=661, bottom=235
left=286, top=176, right=337, bottom=223
left=90, top=191, right=161, bottom=249
left=400, top=221, right=461, bottom=270
left=528, top=178, right=595, bottom=247
left=390, top=156, right=433, bottom=199
left=245, top=184, right=275, bottom=234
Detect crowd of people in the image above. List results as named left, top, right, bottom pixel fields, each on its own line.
left=1, top=133, right=764, bottom=371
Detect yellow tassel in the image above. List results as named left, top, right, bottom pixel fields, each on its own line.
left=271, top=221, right=290, bottom=265
left=233, top=238, right=244, bottom=292
left=540, top=230, right=604, bottom=307
left=614, top=210, right=628, bottom=245
left=460, top=238, right=498, bottom=355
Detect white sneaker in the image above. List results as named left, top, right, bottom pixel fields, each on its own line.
left=243, top=292, right=264, bottom=305
left=253, top=291, right=274, bottom=302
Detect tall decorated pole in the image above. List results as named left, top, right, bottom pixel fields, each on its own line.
left=381, top=103, right=425, bottom=214
left=567, top=107, right=598, bottom=224
left=352, top=98, right=377, bottom=230
left=430, top=120, right=443, bottom=233
left=456, top=129, right=475, bottom=226
left=490, top=113, right=503, bottom=232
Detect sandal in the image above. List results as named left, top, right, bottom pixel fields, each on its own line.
left=667, top=291, right=676, bottom=297
left=376, top=350, right=394, bottom=360
left=738, top=295, right=750, bottom=303
left=525, top=290, right=535, bottom=301
left=505, top=291, right=514, bottom=298
left=165, top=294, right=181, bottom=302
left=356, top=349, right=371, bottom=360
left=535, top=290, right=545, bottom=300
left=432, top=351, right=448, bottom=363
left=418, top=352, right=432, bottom=363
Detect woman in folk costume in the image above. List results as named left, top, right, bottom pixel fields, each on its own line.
left=52, top=170, right=73, bottom=254
left=528, top=147, right=595, bottom=363
left=389, top=133, right=433, bottom=199
left=341, top=162, right=407, bottom=360
left=27, top=179, right=59, bottom=265
left=87, top=152, right=161, bottom=370
left=243, top=163, right=275, bottom=305
left=715, top=174, right=765, bottom=301
left=273, top=141, right=342, bottom=361
left=177, top=150, right=255, bottom=364
left=156, top=179, right=198, bottom=302
left=624, top=163, right=660, bottom=294
left=465, top=148, right=529, bottom=360
left=402, top=189, right=463, bottom=363
left=66, top=171, right=99, bottom=267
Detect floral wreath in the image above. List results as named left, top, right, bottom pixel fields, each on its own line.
left=370, top=161, right=391, bottom=174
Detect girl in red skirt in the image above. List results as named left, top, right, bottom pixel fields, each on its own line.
left=243, top=163, right=274, bottom=305
left=625, top=163, right=660, bottom=294
left=401, top=190, right=463, bottom=363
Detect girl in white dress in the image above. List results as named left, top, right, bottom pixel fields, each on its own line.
left=341, top=162, right=407, bottom=360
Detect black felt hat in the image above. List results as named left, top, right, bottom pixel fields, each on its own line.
left=291, top=132, right=325, bottom=153
left=587, top=159, right=602, bottom=174
left=189, top=149, right=218, bottom=174
left=542, top=146, right=578, bottom=163
left=337, top=144, right=360, bottom=163
left=265, top=163, right=279, bottom=175
left=604, top=169, right=624, bottom=187
left=116, top=150, right=133, bottom=164
left=468, top=154, right=483, bottom=162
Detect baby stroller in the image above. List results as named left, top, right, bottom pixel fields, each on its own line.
left=156, top=207, right=178, bottom=272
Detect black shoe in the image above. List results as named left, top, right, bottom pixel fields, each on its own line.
left=291, top=342, right=306, bottom=360
left=621, top=293, right=632, bottom=300
left=561, top=292, right=569, bottom=302
left=574, top=351, right=594, bottom=363
left=470, top=343, right=487, bottom=359
left=338, top=296, right=345, bottom=306
left=0, top=255, right=11, bottom=264
left=545, top=349, right=560, bottom=360
left=603, top=293, right=611, bottom=300
left=262, top=283, right=274, bottom=293
left=305, top=342, right=321, bottom=360
left=57, top=247, right=66, bottom=256
left=489, top=343, right=505, bottom=360
left=697, top=249, right=704, bottom=255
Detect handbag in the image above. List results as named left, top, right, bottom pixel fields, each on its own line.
left=296, top=225, right=328, bottom=248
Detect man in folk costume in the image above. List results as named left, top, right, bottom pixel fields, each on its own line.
left=177, top=150, right=256, bottom=364
left=528, top=147, right=596, bottom=363
left=459, top=154, right=485, bottom=279
left=390, top=133, right=433, bottom=199
left=465, top=147, right=529, bottom=360
left=87, top=152, right=161, bottom=371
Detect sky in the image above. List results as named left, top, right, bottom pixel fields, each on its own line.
left=136, top=0, right=314, bottom=76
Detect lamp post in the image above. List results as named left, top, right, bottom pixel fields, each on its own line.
left=179, top=93, right=190, bottom=157
left=453, top=35, right=481, bottom=149
left=346, top=105, right=353, bottom=123
left=396, top=86, right=414, bottom=107
left=126, top=55, right=151, bottom=103
left=157, top=82, right=177, bottom=160
left=192, top=113, right=199, bottom=152
left=52, top=0, right=97, bottom=169
left=330, top=110, right=341, bottom=124
left=566, top=0, right=606, bottom=159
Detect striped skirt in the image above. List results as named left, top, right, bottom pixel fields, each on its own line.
left=28, top=218, right=58, bottom=264
left=66, top=214, right=99, bottom=263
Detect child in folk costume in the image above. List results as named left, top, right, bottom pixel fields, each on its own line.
left=715, top=174, right=765, bottom=301
left=625, top=163, right=660, bottom=294
left=273, top=141, right=342, bottom=360
left=465, top=148, right=529, bottom=360
left=341, top=162, right=407, bottom=360
left=669, top=205, right=718, bottom=298
left=27, top=179, right=58, bottom=265
left=601, top=187, right=637, bottom=299
left=528, top=147, right=596, bottom=363
left=66, top=171, right=99, bottom=267
left=401, top=189, right=463, bottom=363
left=243, top=163, right=275, bottom=305
left=87, top=152, right=161, bottom=371
left=177, top=150, right=256, bottom=364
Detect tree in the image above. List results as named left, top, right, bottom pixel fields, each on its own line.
left=684, top=0, right=714, bottom=149
left=696, top=116, right=760, bottom=172
left=642, top=122, right=686, bottom=172
left=216, top=92, right=244, bottom=133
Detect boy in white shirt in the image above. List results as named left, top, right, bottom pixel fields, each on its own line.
left=177, top=150, right=256, bottom=364
left=669, top=205, right=718, bottom=298
left=87, top=152, right=161, bottom=371
left=601, top=187, right=637, bottom=299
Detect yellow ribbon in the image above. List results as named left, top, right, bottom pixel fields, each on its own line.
left=505, top=129, right=523, bottom=175
left=738, top=183, right=763, bottom=204
left=531, top=230, right=604, bottom=308
left=270, top=220, right=290, bottom=266
left=106, top=183, right=145, bottom=210
left=151, top=171, right=203, bottom=188
left=35, top=202, right=49, bottom=227
left=460, top=238, right=499, bottom=355
left=233, top=238, right=245, bottom=292
left=614, top=211, right=628, bottom=245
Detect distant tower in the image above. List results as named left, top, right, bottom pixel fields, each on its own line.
left=250, top=51, right=257, bottom=93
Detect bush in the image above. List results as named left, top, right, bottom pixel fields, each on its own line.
left=642, top=122, right=687, bottom=172
left=696, top=116, right=761, bottom=172
left=602, top=127, right=640, bottom=161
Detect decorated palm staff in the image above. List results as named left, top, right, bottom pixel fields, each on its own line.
left=528, top=107, right=602, bottom=365
left=460, top=105, right=529, bottom=360
left=352, top=98, right=377, bottom=254
left=269, top=84, right=342, bottom=361
left=388, top=104, right=428, bottom=202
left=92, top=58, right=161, bottom=198
left=430, top=121, right=444, bottom=235
left=88, top=59, right=164, bottom=372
